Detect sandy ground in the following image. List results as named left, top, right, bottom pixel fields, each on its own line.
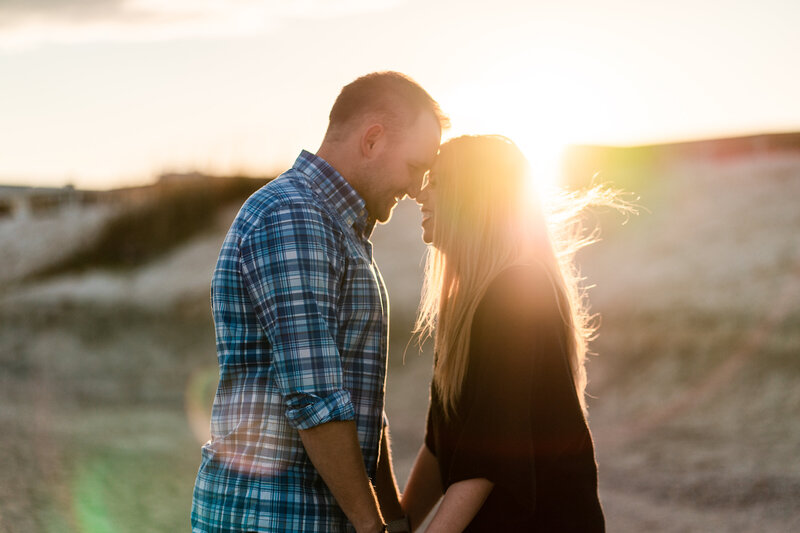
left=0, top=204, right=115, bottom=286
left=2, top=154, right=799, bottom=531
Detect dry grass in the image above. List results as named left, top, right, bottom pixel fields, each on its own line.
left=1, top=153, right=799, bottom=531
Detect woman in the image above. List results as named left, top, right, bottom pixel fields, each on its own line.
left=400, top=135, right=609, bottom=532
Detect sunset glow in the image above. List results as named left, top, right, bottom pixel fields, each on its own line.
left=0, top=0, right=798, bottom=189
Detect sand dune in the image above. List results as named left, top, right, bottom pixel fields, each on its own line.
left=1, top=153, right=799, bottom=531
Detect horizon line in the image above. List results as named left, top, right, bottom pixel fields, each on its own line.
left=3, top=128, right=799, bottom=191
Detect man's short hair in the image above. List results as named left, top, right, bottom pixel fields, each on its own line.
left=324, top=71, right=449, bottom=142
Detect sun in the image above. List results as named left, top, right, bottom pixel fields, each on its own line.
left=441, top=82, right=573, bottom=196
left=439, top=49, right=622, bottom=196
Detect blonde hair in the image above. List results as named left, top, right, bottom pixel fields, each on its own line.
left=414, top=135, right=629, bottom=418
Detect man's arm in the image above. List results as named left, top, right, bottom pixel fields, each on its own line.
left=374, top=423, right=404, bottom=521
left=299, top=421, right=384, bottom=533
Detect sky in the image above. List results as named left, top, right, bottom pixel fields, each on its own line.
left=1, top=0, right=798, bottom=190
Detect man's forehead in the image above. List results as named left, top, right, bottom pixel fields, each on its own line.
left=411, top=144, right=439, bottom=170
left=414, top=115, right=442, bottom=162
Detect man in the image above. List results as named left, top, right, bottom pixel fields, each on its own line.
left=191, top=72, right=447, bottom=533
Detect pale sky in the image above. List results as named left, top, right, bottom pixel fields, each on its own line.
left=1, top=0, right=798, bottom=189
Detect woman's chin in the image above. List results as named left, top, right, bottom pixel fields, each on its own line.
left=420, top=226, right=433, bottom=245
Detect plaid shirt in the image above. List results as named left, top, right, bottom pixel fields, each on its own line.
left=192, top=151, right=390, bottom=532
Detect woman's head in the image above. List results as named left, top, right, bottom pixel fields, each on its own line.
left=417, top=135, right=540, bottom=259
left=415, top=134, right=612, bottom=418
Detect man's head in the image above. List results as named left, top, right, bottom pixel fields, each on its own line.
left=317, top=72, right=448, bottom=223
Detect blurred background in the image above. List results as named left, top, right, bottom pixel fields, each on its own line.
left=1, top=1, right=799, bottom=532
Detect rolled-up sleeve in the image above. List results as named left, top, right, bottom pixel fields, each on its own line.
left=240, top=203, right=354, bottom=430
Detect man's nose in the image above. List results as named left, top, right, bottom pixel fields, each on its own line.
left=407, top=176, right=426, bottom=200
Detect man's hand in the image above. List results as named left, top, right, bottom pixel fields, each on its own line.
left=298, top=420, right=384, bottom=533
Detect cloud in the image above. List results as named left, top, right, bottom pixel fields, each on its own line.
left=0, top=0, right=404, bottom=50
left=0, top=0, right=133, bottom=28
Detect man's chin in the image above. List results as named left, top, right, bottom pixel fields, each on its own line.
left=374, top=212, right=392, bottom=224
left=373, top=203, right=397, bottom=224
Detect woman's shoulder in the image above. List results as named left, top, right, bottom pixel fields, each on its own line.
left=477, top=262, right=558, bottom=321
left=488, top=262, right=550, bottom=289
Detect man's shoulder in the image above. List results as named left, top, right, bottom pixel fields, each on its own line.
left=239, top=169, right=326, bottom=220
left=236, top=171, right=333, bottom=230
left=244, top=170, right=312, bottom=212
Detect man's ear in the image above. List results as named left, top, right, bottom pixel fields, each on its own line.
left=360, top=123, right=384, bottom=158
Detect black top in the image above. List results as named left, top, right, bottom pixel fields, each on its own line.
left=425, top=265, right=605, bottom=532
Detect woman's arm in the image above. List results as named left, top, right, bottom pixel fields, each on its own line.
left=401, top=444, right=443, bottom=530
left=424, top=478, right=494, bottom=533
left=375, top=424, right=404, bottom=521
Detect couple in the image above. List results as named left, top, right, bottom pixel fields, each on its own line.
left=191, top=72, right=605, bottom=532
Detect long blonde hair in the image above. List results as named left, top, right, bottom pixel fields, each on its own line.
left=414, top=135, right=627, bottom=418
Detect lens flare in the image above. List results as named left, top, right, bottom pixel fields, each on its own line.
left=184, top=365, right=218, bottom=445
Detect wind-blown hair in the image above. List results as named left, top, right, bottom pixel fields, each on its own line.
left=414, top=135, right=629, bottom=418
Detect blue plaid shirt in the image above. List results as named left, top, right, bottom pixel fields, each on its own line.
left=192, top=151, right=390, bottom=532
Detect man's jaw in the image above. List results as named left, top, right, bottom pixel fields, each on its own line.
left=372, top=198, right=397, bottom=224
left=386, top=195, right=403, bottom=215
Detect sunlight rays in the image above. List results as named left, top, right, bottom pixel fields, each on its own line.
left=439, top=48, right=630, bottom=195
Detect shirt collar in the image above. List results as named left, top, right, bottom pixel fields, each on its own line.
left=293, top=150, right=375, bottom=238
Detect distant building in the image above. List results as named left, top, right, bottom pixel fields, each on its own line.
left=0, top=184, right=133, bottom=221
left=157, top=171, right=212, bottom=186
left=0, top=185, right=82, bottom=220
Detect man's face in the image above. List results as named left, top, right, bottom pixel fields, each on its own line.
left=361, top=111, right=442, bottom=223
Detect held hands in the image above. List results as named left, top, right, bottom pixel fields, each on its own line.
left=383, top=516, right=412, bottom=532
left=353, top=517, right=384, bottom=533
left=354, top=516, right=410, bottom=533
